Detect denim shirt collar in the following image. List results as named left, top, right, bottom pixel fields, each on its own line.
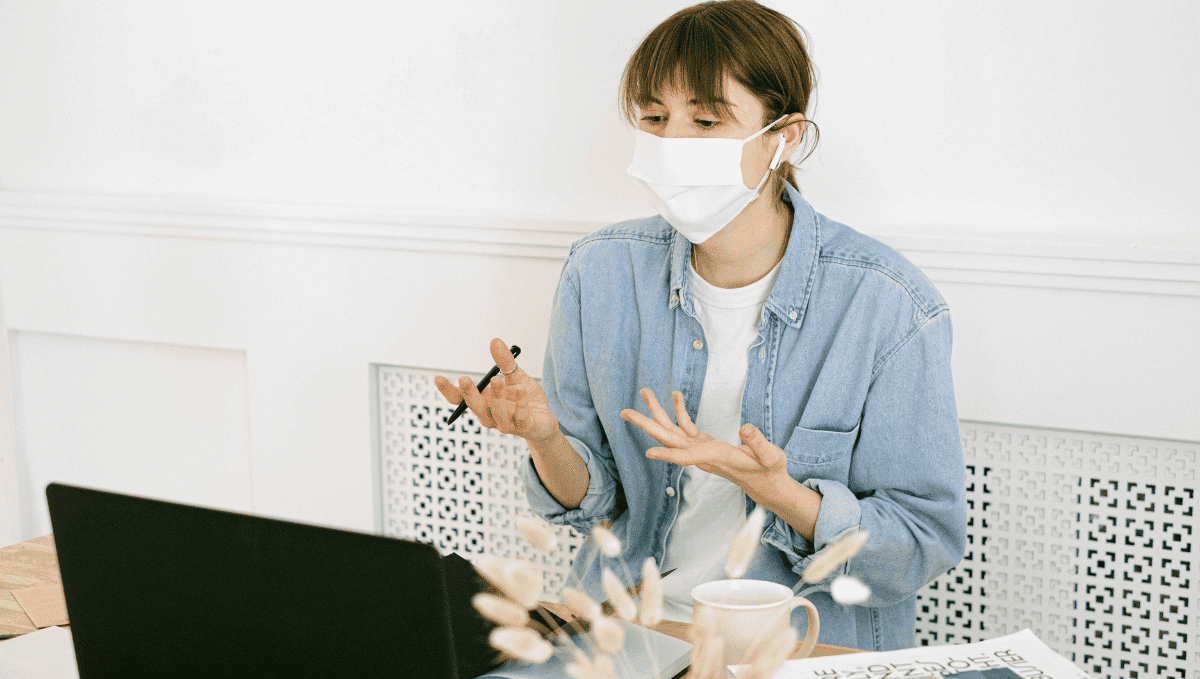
left=667, top=181, right=820, bottom=329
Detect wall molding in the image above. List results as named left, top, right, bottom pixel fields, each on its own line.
left=1, top=190, right=1196, bottom=296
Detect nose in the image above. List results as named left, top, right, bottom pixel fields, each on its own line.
left=661, top=116, right=695, bottom=139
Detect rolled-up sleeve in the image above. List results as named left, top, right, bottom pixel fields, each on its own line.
left=520, top=259, right=622, bottom=532
left=520, top=434, right=618, bottom=529
left=764, top=311, right=967, bottom=605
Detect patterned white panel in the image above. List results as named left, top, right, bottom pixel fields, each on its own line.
left=377, top=365, right=584, bottom=599
left=917, top=422, right=1199, bottom=679
left=376, top=371, right=1197, bottom=674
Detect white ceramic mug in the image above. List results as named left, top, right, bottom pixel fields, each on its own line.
left=691, top=579, right=820, bottom=667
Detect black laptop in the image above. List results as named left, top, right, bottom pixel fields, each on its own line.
left=46, top=482, right=502, bottom=679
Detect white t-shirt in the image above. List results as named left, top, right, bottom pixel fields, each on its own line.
left=659, top=257, right=782, bottom=622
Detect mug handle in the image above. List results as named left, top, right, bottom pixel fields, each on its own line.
left=786, top=596, right=820, bottom=659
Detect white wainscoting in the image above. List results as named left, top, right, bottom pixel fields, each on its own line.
left=8, top=331, right=253, bottom=538
left=0, top=190, right=1197, bottom=546
left=2, top=190, right=1196, bottom=294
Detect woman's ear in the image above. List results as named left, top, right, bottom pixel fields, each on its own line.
left=779, top=113, right=808, bottom=159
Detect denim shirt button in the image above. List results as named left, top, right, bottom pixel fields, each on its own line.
left=692, top=339, right=704, bottom=350
left=665, top=487, right=676, bottom=497
left=788, top=309, right=798, bottom=320
left=670, top=293, right=678, bottom=305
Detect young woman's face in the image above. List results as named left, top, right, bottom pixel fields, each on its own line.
left=637, top=75, right=784, bottom=191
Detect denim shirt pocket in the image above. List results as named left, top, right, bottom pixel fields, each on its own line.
left=782, top=423, right=860, bottom=483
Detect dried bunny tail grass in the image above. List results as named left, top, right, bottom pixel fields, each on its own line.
left=562, top=587, right=602, bottom=622
left=591, top=524, right=622, bottom=558
left=735, top=625, right=798, bottom=679
left=686, top=632, right=725, bottom=679
left=472, top=593, right=530, bottom=628
left=802, top=529, right=869, bottom=583
left=567, top=649, right=616, bottom=679
left=601, top=568, right=637, bottom=621
left=830, top=574, right=871, bottom=604
left=516, top=516, right=558, bottom=551
left=504, top=560, right=542, bottom=609
left=592, top=616, right=625, bottom=653
left=636, top=557, right=664, bottom=628
left=690, top=605, right=719, bottom=642
left=475, top=554, right=542, bottom=609
left=725, top=505, right=768, bottom=579
left=592, top=654, right=615, bottom=679
left=489, top=627, right=554, bottom=664
left=686, top=606, right=723, bottom=679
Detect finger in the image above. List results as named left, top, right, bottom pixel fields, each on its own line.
left=621, top=409, right=690, bottom=448
left=639, top=388, right=677, bottom=431
left=486, top=395, right=519, bottom=433
left=500, top=383, right=525, bottom=403
left=433, top=375, right=464, bottom=405
left=490, top=337, right=520, bottom=378
left=672, top=391, right=700, bottom=438
left=458, top=375, right=496, bottom=427
left=643, top=446, right=702, bottom=465
left=738, top=423, right=775, bottom=464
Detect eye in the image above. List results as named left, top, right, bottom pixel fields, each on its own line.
left=694, top=119, right=720, bottom=129
left=640, top=115, right=666, bottom=124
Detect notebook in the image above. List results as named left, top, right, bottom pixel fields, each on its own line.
left=46, top=483, right=466, bottom=678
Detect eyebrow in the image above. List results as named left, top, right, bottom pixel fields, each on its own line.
left=647, top=96, right=739, bottom=109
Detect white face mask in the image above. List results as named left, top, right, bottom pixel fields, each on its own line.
left=626, top=115, right=788, bottom=244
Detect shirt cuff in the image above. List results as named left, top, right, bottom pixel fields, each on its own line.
left=519, top=435, right=617, bottom=531
left=760, top=478, right=862, bottom=584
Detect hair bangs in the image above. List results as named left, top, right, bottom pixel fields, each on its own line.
left=619, top=1, right=820, bottom=193
left=620, top=10, right=742, bottom=124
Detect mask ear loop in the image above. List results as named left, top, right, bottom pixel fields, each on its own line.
left=752, top=133, right=789, bottom=193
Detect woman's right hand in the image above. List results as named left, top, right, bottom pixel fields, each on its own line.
left=434, top=338, right=560, bottom=444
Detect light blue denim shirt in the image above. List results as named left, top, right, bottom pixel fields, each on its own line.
left=521, top=183, right=966, bottom=651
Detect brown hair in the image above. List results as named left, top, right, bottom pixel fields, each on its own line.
left=619, top=0, right=819, bottom=197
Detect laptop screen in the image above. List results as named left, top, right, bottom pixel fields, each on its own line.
left=47, top=483, right=460, bottom=679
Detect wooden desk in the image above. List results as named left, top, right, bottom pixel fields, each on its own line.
left=0, top=534, right=863, bottom=658
left=0, top=534, right=61, bottom=636
left=649, top=619, right=863, bottom=659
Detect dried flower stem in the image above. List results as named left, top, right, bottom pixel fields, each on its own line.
left=735, top=625, right=798, bottom=679
left=516, top=516, right=558, bottom=551
left=562, top=587, right=602, bottom=623
left=601, top=568, right=638, bottom=621
left=802, top=529, right=869, bottom=583
left=475, top=555, right=543, bottom=609
left=726, top=506, right=768, bottom=579
left=592, top=524, right=622, bottom=558
left=472, top=593, right=530, bottom=628
left=636, top=557, right=664, bottom=628
left=489, top=627, right=554, bottom=663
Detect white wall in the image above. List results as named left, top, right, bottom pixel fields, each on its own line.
left=0, top=1, right=1196, bottom=541
left=0, top=283, right=18, bottom=545
left=793, top=1, right=1200, bottom=247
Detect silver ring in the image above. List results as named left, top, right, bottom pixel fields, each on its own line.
left=501, top=364, right=519, bottom=377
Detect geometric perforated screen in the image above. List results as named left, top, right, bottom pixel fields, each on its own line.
left=917, top=422, right=1198, bottom=679
left=376, top=365, right=583, bottom=600
left=375, top=366, right=1197, bottom=676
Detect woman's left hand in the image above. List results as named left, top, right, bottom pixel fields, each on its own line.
left=620, top=388, right=789, bottom=500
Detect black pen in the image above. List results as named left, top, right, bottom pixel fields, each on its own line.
left=445, top=345, right=521, bottom=426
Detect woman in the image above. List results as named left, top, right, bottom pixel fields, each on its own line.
left=435, top=0, right=965, bottom=651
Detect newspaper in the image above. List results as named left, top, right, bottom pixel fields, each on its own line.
left=759, top=629, right=1092, bottom=678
